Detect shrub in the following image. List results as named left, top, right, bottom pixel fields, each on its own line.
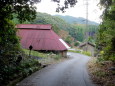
left=0, top=56, right=41, bottom=86
left=53, top=54, right=61, bottom=60
left=82, top=51, right=91, bottom=56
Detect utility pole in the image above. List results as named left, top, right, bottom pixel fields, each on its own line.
left=84, top=0, right=89, bottom=40
left=29, top=45, right=33, bottom=57
left=86, top=0, right=89, bottom=40
left=86, top=0, right=88, bottom=28
left=84, top=0, right=89, bottom=51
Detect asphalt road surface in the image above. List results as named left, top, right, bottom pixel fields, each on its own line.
left=16, top=52, right=95, bottom=86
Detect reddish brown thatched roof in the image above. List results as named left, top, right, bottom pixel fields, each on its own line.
left=16, top=24, right=52, bottom=30
left=17, top=24, right=70, bottom=51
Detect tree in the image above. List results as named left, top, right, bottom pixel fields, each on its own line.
left=0, top=0, right=42, bottom=22
left=96, top=0, right=115, bottom=62
left=0, top=0, right=42, bottom=62
left=0, top=0, right=41, bottom=84
left=53, top=0, right=77, bottom=12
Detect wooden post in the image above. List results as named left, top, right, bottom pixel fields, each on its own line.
left=29, top=45, right=33, bottom=57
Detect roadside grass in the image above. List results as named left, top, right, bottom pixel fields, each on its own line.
left=23, top=49, right=47, bottom=58
left=53, top=54, right=62, bottom=60
left=23, top=49, right=62, bottom=59
left=68, top=50, right=91, bottom=56
left=22, top=49, right=63, bottom=64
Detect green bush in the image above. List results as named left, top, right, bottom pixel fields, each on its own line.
left=109, top=56, right=115, bottom=62
left=74, top=42, right=80, bottom=46
left=23, top=49, right=47, bottom=58
left=68, top=50, right=81, bottom=53
left=0, top=57, right=41, bottom=86
left=53, top=54, right=61, bottom=60
left=82, top=51, right=91, bottom=56
left=97, top=57, right=105, bottom=62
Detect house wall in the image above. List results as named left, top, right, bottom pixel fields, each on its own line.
left=80, top=44, right=95, bottom=56
left=37, top=50, right=67, bottom=58
left=60, top=50, right=67, bottom=57
left=87, top=44, right=95, bottom=56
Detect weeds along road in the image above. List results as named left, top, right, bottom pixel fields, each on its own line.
left=16, top=52, right=95, bottom=86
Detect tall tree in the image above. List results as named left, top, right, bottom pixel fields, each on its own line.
left=0, top=0, right=42, bottom=63
left=0, top=0, right=41, bottom=84
left=96, top=0, right=115, bottom=61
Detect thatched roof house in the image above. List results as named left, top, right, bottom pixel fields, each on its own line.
left=16, top=24, right=70, bottom=57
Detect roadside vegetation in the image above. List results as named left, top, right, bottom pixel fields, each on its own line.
left=23, top=49, right=47, bottom=58
left=1, top=54, right=42, bottom=86
left=1, top=49, right=63, bottom=86
left=96, top=0, right=115, bottom=63
left=68, top=49, right=91, bottom=56
left=23, top=49, right=62, bottom=60
left=88, top=1, right=115, bottom=85
left=88, top=58, right=115, bottom=86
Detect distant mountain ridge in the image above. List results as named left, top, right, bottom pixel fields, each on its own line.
left=54, top=15, right=99, bottom=25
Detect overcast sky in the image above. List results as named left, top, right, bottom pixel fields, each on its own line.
left=35, top=0, right=103, bottom=23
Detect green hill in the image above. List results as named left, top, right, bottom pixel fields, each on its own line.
left=30, top=12, right=76, bottom=46
left=31, top=13, right=98, bottom=42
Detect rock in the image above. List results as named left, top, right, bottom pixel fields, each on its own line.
left=108, top=67, right=115, bottom=71
left=38, top=62, right=42, bottom=66
left=42, top=64, right=48, bottom=68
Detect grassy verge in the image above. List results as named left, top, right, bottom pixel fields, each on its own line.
left=23, top=49, right=64, bottom=64
left=88, top=57, right=115, bottom=86
left=68, top=50, right=91, bottom=56
left=23, top=49, right=47, bottom=58
left=23, top=49, right=62, bottom=59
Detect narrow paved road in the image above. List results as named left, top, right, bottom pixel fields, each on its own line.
left=16, top=52, right=95, bottom=86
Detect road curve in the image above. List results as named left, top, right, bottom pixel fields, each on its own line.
left=16, top=52, right=95, bottom=86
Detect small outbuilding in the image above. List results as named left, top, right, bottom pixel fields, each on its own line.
left=16, top=24, right=70, bottom=57
left=79, top=42, right=95, bottom=56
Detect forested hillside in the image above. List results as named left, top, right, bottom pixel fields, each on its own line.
left=29, top=12, right=98, bottom=46
left=13, top=12, right=98, bottom=46
left=30, top=12, right=75, bottom=46
left=72, top=24, right=98, bottom=43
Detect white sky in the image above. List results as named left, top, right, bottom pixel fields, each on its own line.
left=35, top=0, right=103, bottom=23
